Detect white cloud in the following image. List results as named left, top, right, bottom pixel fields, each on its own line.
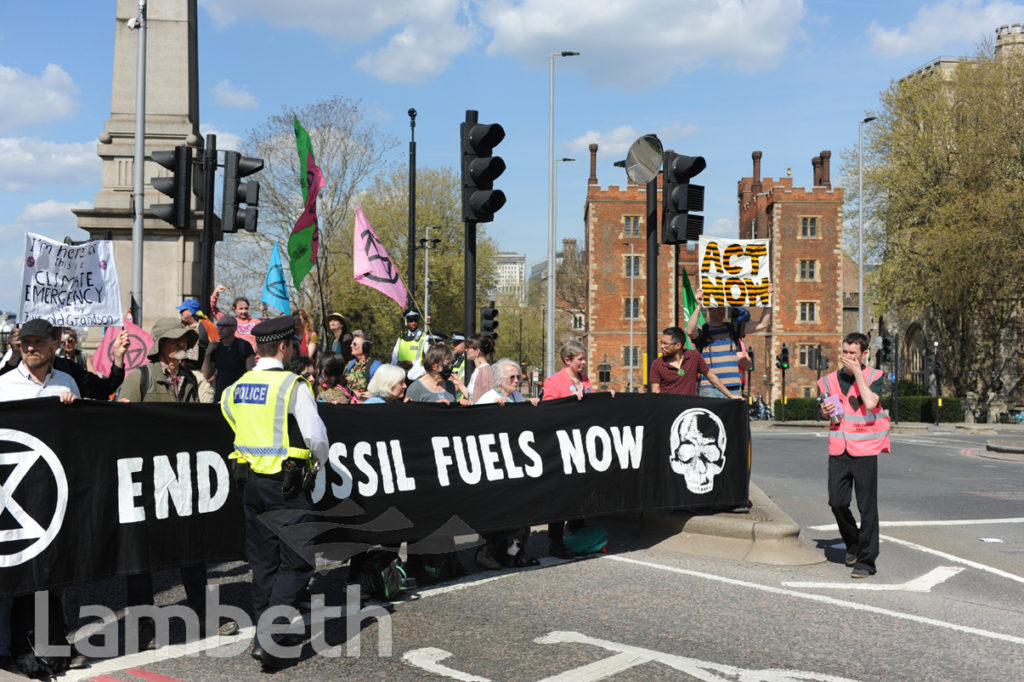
left=200, top=0, right=477, bottom=83
left=356, top=20, right=476, bottom=82
left=479, top=0, right=806, bottom=89
left=212, top=79, right=259, bottom=109
left=0, top=138, right=100, bottom=192
left=710, top=217, right=737, bottom=238
left=867, top=0, right=1024, bottom=58
left=567, top=121, right=699, bottom=157
left=0, top=63, right=79, bottom=133
left=199, top=124, right=243, bottom=152
left=16, top=200, right=91, bottom=225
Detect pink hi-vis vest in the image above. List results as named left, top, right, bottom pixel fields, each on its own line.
left=817, top=368, right=891, bottom=456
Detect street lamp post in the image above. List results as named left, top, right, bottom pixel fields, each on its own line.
left=418, top=226, right=440, bottom=325
left=858, top=115, right=876, bottom=334
left=547, top=50, right=580, bottom=379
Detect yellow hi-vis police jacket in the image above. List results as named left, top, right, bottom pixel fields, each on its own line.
left=220, top=369, right=312, bottom=474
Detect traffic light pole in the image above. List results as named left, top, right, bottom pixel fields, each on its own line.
left=645, top=173, right=658, bottom=391
left=129, top=0, right=147, bottom=323
left=408, top=108, right=417, bottom=303
left=200, top=134, right=216, bottom=316
left=892, top=339, right=900, bottom=424
left=464, top=217, right=477, bottom=389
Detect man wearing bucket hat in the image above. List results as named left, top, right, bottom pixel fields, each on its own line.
left=116, top=318, right=200, bottom=403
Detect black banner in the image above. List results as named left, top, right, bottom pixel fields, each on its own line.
left=0, top=393, right=748, bottom=596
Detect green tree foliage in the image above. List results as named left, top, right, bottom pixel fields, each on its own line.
left=342, top=166, right=499, bottom=352
left=857, top=43, right=1024, bottom=404
left=215, top=96, right=399, bottom=324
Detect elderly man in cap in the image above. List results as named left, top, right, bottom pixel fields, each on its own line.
left=220, top=316, right=329, bottom=670
left=1, top=324, right=130, bottom=398
left=391, top=309, right=425, bottom=373
left=0, top=319, right=79, bottom=403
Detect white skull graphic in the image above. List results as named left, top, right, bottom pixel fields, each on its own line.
left=668, top=408, right=727, bottom=494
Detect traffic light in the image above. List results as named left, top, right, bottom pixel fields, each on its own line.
left=661, top=151, right=706, bottom=244
left=461, top=110, right=506, bottom=223
left=747, top=348, right=754, bottom=371
left=776, top=344, right=789, bottom=370
left=882, top=337, right=892, bottom=363
left=150, top=144, right=192, bottom=229
left=480, top=303, right=499, bottom=337
left=222, top=150, right=263, bottom=233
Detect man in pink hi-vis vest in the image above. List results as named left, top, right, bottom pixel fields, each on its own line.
left=818, top=332, right=891, bottom=579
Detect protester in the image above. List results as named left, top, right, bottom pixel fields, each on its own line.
left=345, top=330, right=381, bottom=401
left=818, top=332, right=890, bottom=579
left=295, top=308, right=318, bottom=361
left=219, top=317, right=329, bottom=670
left=0, top=318, right=83, bottom=673
left=286, top=355, right=317, bottom=397
left=177, top=298, right=217, bottom=402
left=391, top=309, right=426, bottom=373
left=325, top=312, right=353, bottom=362
left=541, top=338, right=606, bottom=558
left=406, top=344, right=465, bottom=404
left=117, top=318, right=200, bottom=403
left=202, top=315, right=256, bottom=401
left=318, top=354, right=357, bottom=404
left=476, top=358, right=539, bottom=406
left=363, top=364, right=408, bottom=403
left=1, top=326, right=130, bottom=398
left=464, top=334, right=495, bottom=403
left=55, top=327, right=94, bottom=373
left=650, top=326, right=739, bottom=398
left=210, top=285, right=260, bottom=335
left=118, top=317, right=239, bottom=649
left=685, top=287, right=772, bottom=398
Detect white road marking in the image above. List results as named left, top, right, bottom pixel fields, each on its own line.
left=534, top=631, right=860, bottom=682
left=879, top=534, right=1024, bottom=585
left=809, top=517, right=1024, bottom=530
left=782, top=566, right=963, bottom=591
left=605, top=555, right=1024, bottom=646
left=403, top=647, right=491, bottom=681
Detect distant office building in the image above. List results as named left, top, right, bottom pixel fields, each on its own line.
left=495, top=251, right=526, bottom=304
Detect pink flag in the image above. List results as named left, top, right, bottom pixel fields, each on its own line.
left=92, top=318, right=154, bottom=377
left=353, top=207, right=407, bottom=310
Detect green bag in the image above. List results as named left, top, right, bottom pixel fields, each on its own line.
left=563, top=526, right=608, bottom=554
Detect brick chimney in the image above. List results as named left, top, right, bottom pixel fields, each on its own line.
left=820, top=150, right=831, bottom=189
left=752, top=151, right=762, bottom=193
left=812, top=155, right=822, bottom=186
left=588, top=143, right=598, bottom=185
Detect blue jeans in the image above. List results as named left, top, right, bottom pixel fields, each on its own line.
left=699, top=384, right=729, bottom=399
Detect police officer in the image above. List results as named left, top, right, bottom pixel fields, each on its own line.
left=390, top=309, right=425, bottom=373
left=450, top=331, right=467, bottom=385
left=220, top=317, right=329, bottom=669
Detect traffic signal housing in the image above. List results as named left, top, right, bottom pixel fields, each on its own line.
left=222, top=150, right=264, bottom=233
left=480, top=303, right=499, bottom=337
left=461, top=111, right=506, bottom=223
left=881, top=337, right=892, bottom=363
left=150, top=144, right=192, bottom=229
left=661, top=151, right=706, bottom=244
left=776, top=344, right=790, bottom=370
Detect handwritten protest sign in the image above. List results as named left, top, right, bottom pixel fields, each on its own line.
left=697, top=236, right=771, bottom=308
left=19, top=233, right=123, bottom=326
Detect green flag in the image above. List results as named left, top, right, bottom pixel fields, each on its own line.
left=287, top=115, right=324, bottom=289
left=681, top=268, right=704, bottom=350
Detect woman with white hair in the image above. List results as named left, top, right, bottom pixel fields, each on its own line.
left=363, top=364, right=408, bottom=403
left=475, top=358, right=539, bottom=406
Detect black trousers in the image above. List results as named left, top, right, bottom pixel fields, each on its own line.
left=126, top=565, right=207, bottom=614
left=828, top=452, right=879, bottom=572
left=244, top=472, right=314, bottom=637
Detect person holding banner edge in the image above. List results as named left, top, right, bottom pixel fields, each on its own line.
left=1, top=325, right=130, bottom=399
left=651, top=326, right=740, bottom=398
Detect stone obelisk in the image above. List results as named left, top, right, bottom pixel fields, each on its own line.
left=73, top=0, right=204, bottom=331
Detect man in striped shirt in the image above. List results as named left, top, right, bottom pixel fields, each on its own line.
left=685, top=288, right=772, bottom=399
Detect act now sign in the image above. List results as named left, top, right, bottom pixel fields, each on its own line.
left=697, top=236, right=771, bottom=308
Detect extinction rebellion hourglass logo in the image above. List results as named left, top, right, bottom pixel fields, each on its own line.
left=0, top=429, right=68, bottom=567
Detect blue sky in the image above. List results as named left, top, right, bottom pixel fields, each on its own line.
left=1, top=0, right=1020, bottom=313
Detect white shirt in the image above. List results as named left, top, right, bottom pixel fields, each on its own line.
left=253, top=358, right=329, bottom=467
left=475, top=388, right=525, bottom=405
left=0, top=362, right=80, bottom=402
